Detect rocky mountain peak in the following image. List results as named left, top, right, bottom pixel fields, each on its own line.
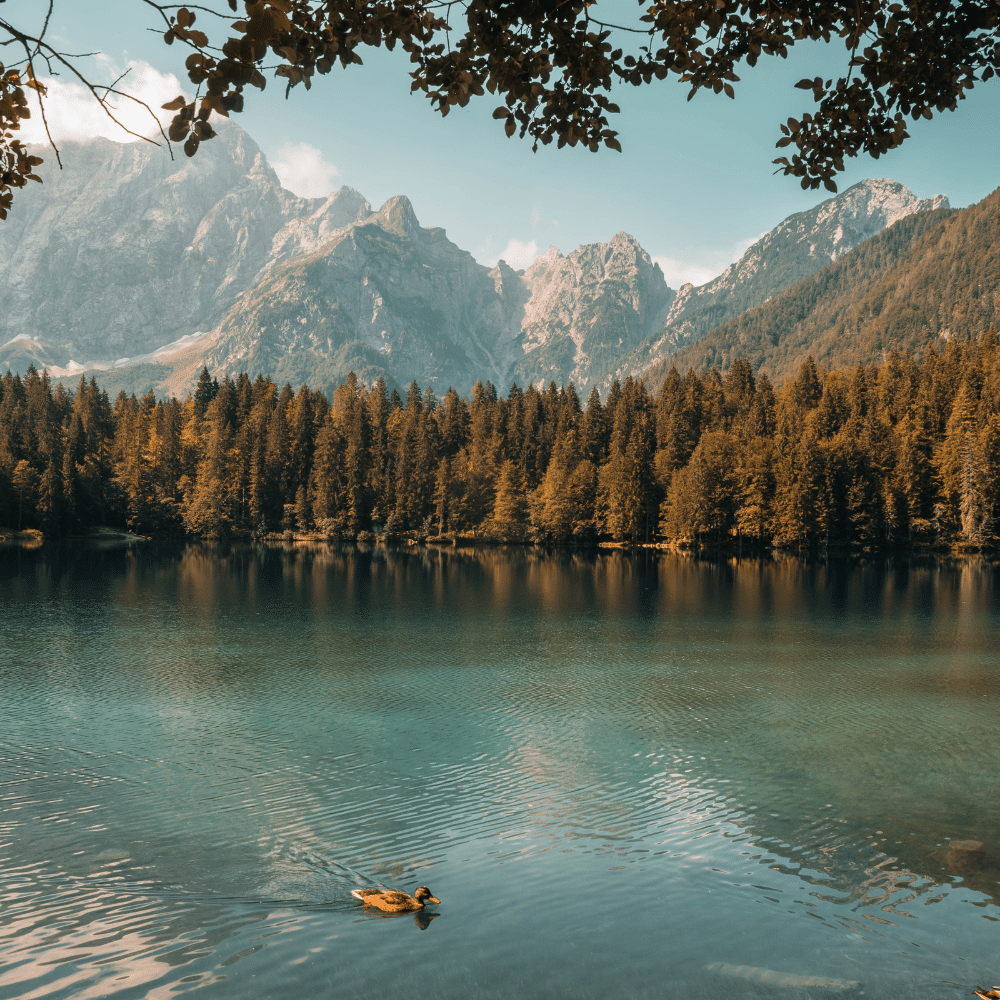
left=607, top=230, right=643, bottom=251
left=525, top=245, right=563, bottom=275
left=513, top=230, right=674, bottom=390
left=264, top=184, right=372, bottom=266
left=0, top=122, right=955, bottom=401
left=318, top=186, right=373, bottom=227
left=370, top=195, right=421, bottom=239
left=489, top=258, right=523, bottom=294
left=808, top=178, right=949, bottom=259
left=645, top=177, right=951, bottom=365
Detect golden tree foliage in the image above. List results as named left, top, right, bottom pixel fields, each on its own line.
left=4, top=333, right=1000, bottom=550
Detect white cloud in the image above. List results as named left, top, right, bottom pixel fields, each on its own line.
left=653, top=231, right=767, bottom=289
left=17, top=58, right=186, bottom=145
left=733, top=232, right=765, bottom=257
left=493, top=238, right=540, bottom=270
left=652, top=256, right=721, bottom=289
left=270, top=142, right=338, bottom=198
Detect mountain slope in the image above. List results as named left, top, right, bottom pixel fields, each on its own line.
left=512, top=234, right=673, bottom=390
left=0, top=125, right=318, bottom=368
left=646, top=188, right=1000, bottom=384
left=0, top=125, right=527, bottom=394
left=655, top=179, right=949, bottom=355
left=0, top=123, right=954, bottom=397
left=201, top=195, right=527, bottom=393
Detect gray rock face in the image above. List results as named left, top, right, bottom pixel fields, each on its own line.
left=0, top=129, right=950, bottom=397
left=0, top=124, right=670, bottom=395
left=0, top=123, right=313, bottom=366
left=513, top=233, right=674, bottom=390
left=0, top=126, right=529, bottom=393
left=202, top=194, right=527, bottom=393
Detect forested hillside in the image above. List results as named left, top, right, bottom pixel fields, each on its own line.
left=2, top=333, right=1000, bottom=550
left=651, top=187, right=1000, bottom=385
left=641, top=179, right=949, bottom=362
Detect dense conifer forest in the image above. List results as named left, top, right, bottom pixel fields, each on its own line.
left=2, top=331, right=1000, bottom=549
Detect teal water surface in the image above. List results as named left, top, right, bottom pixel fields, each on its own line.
left=1, top=543, right=998, bottom=1000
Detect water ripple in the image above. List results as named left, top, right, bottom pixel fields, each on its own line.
left=1, top=546, right=999, bottom=1000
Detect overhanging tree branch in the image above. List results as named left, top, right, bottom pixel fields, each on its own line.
left=1, top=0, right=997, bottom=218
left=0, top=8, right=174, bottom=217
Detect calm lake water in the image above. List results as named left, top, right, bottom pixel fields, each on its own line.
left=1, top=543, right=999, bottom=1000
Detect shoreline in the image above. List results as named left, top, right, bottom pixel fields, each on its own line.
left=1, top=526, right=994, bottom=558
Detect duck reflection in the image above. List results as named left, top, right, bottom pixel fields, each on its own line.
left=358, top=908, right=441, bottom=930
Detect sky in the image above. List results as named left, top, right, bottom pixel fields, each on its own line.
left=5, top=0, right=999, bottom=286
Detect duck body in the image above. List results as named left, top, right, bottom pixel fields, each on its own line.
left=973, top=990, right=1000, bottom=1000
left=351, top=886, right=440, bottom=913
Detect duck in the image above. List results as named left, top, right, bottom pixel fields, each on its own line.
left=351, top=886, right=441, bottom=913
left=973, top=990, right=1000, bottom=1000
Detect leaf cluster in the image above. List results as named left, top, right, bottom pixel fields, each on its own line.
left=0, top=64, right=43, bottom=219
left=145, top=0, right=1000, bottom=191
left=0, top=0, right=996, bottom=212
left=146, top=0, right=999, bottom=184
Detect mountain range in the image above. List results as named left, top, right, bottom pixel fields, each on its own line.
left=654, top=182, right=1000, bottom=385
left=0, top=121, right=974, bottom=397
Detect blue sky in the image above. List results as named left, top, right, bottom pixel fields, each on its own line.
left=7, top=0, right=999, bottom=285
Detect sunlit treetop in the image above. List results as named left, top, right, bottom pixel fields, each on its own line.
left=1, top=0, right=997, bottom=219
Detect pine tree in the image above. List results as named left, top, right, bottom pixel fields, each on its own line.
left=12, top=459, right=38, bottom=531
left=310, top=411, right=347, bottom=529
left=771, top=428, right=829, bottom=547
left=791, top=355, right=823, bottom=411
left=433, top=456, right=458, bottom=535
left=581, top=385, right=609, bottom=465
left=490, top=459, right=528, bottom=539
left=659, top=431, right=738, bottom=545
left=746, top=373, right=776, bottom=439
left=37, top=456, right=64, bottom=535
left=534, top=456, right=573, bottom=541
left=723, top=357, right=756, bottom=427
left=294, top=483, right=311, bottom=531
left=184, top=395, right=234, bottom=537
left=193, top=366, right=219, bottom=420
left=959, top=431, right=992, bottom=547
left=734, top=438, right=775, bottom=544
left=265, top=385, right=293, bottom=523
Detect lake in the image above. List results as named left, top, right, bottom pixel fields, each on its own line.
left=1, top=543, right=998, bottom=1000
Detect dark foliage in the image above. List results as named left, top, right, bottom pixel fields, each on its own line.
left=1, top=0, right=998, bottom=219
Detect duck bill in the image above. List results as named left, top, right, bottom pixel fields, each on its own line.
left=427, top=896, right=441, bottom=904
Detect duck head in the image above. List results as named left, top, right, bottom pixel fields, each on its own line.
left=413, top=886, right=440, bottom=905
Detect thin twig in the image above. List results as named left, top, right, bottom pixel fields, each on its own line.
left=0, top=15, right=174, bottom=160
left=140, top=1, right=234, bottom=21
left=142, top=25, right=227, bottom=56
left=589, top=18, right=651, bottom=35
